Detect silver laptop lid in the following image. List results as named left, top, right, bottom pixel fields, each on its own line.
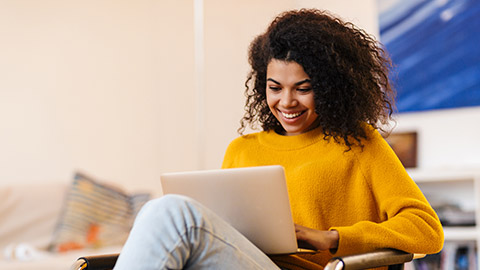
left=160, top=165, right=298, bottom=254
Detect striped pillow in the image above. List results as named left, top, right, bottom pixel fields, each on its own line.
left=49, top=172, right=150, bottom=252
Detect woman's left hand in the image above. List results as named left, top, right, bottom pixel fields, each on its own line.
left=295, top=224, right=339, bottom=251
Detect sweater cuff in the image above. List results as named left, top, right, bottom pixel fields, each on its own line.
left=329, top=226, right=369, bottom=256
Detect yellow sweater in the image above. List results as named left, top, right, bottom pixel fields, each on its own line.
left=222, top=126, right=444, bottom=269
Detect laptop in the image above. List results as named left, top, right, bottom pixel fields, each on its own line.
left=160, top=165, right=298, bottom=254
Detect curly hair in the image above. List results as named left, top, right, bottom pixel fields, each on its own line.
left=239, top=9, right=396, bottom=148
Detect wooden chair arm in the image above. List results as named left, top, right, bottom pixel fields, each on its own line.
left=324, top=249, right=418, bottom=270
left=71, top=250, right=424, bottom=270
left=70, top=253, right=120, bottom=270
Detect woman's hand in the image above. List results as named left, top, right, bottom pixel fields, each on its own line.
left=295, top=224, right=339, bottom=251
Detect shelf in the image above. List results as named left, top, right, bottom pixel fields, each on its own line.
left=407, top=169, right=480, bottom=183
left=444, top=226, right=479, bottom=241
left=407, top=169, right=480, bottom=268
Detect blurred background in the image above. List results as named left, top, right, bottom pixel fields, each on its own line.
left=1, top=0, right=479, bottom=192
left=1, top=1, right=480, bottom=268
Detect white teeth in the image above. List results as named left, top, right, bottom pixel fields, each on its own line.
left=282, top=111, right=302, bottom=119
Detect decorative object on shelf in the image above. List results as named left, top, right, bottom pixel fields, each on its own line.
left=384, top=131, right=417, bottom=168
left=432, top=203, right=475, bottom=226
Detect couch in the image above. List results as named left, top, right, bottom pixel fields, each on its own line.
left=0, top=174, right=150, bottom=270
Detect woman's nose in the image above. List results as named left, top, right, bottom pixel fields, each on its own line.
left=279, top=90, right=298, bottom=107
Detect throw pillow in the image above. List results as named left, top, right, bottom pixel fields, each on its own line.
left=48, top=172, right=150, bottom=252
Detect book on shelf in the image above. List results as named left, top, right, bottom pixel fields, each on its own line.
left=409, top=241, right=477, bottom=270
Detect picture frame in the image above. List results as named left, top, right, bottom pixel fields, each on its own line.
left=384, top=131, right=418, bottom=168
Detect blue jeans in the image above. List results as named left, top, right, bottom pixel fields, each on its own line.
left=113, top=194, right=281, bottom=269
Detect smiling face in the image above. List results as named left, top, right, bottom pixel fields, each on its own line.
left=266, top=59, right=319, bottom=136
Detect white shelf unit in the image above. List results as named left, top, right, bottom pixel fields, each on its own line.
left=407, top=169, right=480, bottom=262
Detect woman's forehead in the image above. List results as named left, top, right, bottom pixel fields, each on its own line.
left=266, top=59, right=310, bottom=84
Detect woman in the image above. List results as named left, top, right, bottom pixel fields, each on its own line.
left=114, top=9, right=443, bottom=270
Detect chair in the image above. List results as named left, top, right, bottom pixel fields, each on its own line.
left=70, top=249, right=423, bottom=270
left=324, top=249, right=424, bottom=270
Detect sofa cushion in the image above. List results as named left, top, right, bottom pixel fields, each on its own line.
left=48, top=172, right=150, bottom=252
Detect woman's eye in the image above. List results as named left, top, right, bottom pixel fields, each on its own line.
left=268, top=86, right=281, bottom=91
left=297, top=88, right=312, bottom=92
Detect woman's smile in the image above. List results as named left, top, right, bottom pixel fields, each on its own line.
left=280, top=110, right=305, bottom=119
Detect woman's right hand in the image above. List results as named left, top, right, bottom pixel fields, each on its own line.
left=295, top=224, right=339, bottom=251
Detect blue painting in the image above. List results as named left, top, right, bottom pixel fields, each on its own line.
left=378, top=0, right=480, bottom=113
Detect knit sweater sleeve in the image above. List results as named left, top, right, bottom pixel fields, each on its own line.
left=331, top=129, right=444, bottom=256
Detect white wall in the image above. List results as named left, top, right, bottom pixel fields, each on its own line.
left=0, top=0, right=197, bottom=191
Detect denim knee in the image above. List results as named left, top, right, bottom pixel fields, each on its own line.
left=136, top=194, right=197, bottom=219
